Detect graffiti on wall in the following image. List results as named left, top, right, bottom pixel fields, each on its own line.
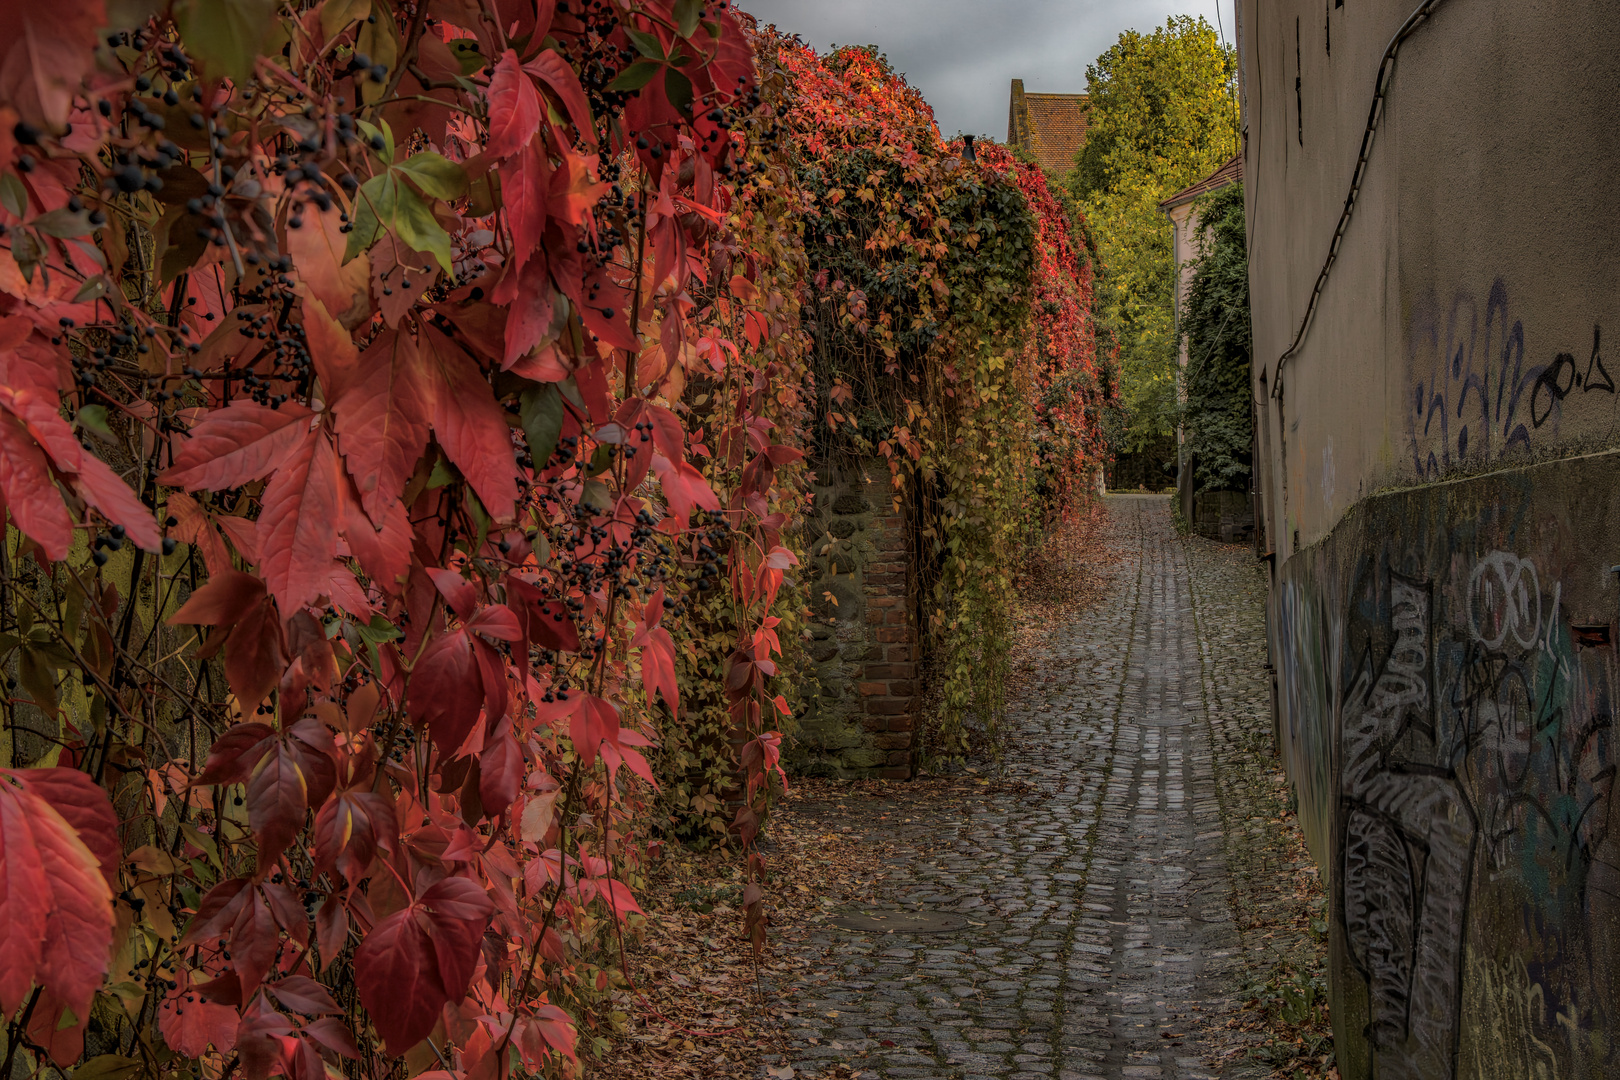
left=1277, top=469, right=1620, bottom=1079
left=1406, top=279, right=1615, bottom=481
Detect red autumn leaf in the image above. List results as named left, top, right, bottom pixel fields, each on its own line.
left=301, top=293, right=362, bottom=398
left=466, top=604, right=522, bottom=642
left=171, top=572, right=287, bottom=710
left=339, top=472, right=411, bottom=596
left=14, top=769, right=118, bottom=892
left=0, top=1, right=105, bottom=128
left=516, top=1004, right=578, bottom=1065
left=290, top=208, right=371, bottom=328
left=258, top=428, right=342, bottom=616
left=353, top=876, right=493, bottom=1056
left=569, top=694, right=620, bottom=770
left=425, top=566, right=478, bottom=619
left=301, top=1016, right=361, bottom=1059
left=418, top=325, right=519, bottom=522
left=410, top=629, right=483, bottom=756
left=650, top=453, right=720, bottom=528
left=313, top=788, right=397, bottom=883
left=0, top=411, right=72, bottom=560
left=0, top=769, right=117, bottom=1052
left=504, top=574, right=580, bottom=652
left=500, top=256, right=559, bottom=367
left=159, top=968, right=240, bottom=1057
left=315, top=896, right=348, bottom=971
left=70, top=452, right=163, bottom=552
left=332, top=329, right=431, bottom=527
left=166, top=491, right=233, bottom=575
left=235, top=997, right=295, bottom=1080
left=635, top=623, right=679, bottom=713
left=245, top=719, right=338, bottom=870
left=546, top=146, right=611, bottom=227
left=266, top=974, right=341, bottom=1016
left=501, top=139, right=551, bottom=281
left=524, top=50, right=596, bottom=145
left=474, top=635, right=511, bottom=735
left=159, top=401, right=316, bottom=491
left=478, top=728, right=523, bottom=816
left=486, top=50, right=541, bottom=161
left=370, top=240, right=438, bottom=330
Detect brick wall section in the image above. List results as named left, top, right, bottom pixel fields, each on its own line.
left=788, top=460, right=917, bottom=779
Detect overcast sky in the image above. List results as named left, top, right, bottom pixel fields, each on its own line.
left=736, top=0, right=1237, bottom=141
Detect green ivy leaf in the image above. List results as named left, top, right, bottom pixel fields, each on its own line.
left=446, top=38, right=486, bottom=76
left=395, top=152, right=468, bottom=201
left=664, top=68, right=694, bottom=119
left=608, top=60, right=663, bottom=93
left=357, top=0, right=401, bottom=105
left=388, top=182, right=454, bottom=276
left=674, top=0, right=703, bottom=39
left=345, top=171, right=454, bottom=276
left=175, top=0, right=276, bottom=85
left=0, top=173, right=27, bottom=219
left=625, top=28, right=665, bottom=60
left=519, top=383, right=564, bottom=470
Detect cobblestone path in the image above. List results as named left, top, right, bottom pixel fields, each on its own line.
left=771, top=495, right=1292, bottom=1080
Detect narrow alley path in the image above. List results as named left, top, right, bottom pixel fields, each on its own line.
left=768, top=495, right=1323, bottom=1080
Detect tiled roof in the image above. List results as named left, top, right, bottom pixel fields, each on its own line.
left=1007, top=80, right=1088, bottom=173
left=1158, top=153, right=1244, bottom=210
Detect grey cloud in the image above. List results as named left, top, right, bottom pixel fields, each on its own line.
left=736, top=0, right=1235, bottom=142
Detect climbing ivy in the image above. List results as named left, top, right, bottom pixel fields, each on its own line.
left=770, top=41, right=1106, bottom=763
left=1181, top=182, right=1252, bottom=493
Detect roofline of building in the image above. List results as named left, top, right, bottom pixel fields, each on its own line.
left=1158, top=153, right=1244, bottom=211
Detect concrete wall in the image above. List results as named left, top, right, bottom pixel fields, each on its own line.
left=788, top=461, right=917, bottom=779
left=1243, top=1, right=1620, bottom=1074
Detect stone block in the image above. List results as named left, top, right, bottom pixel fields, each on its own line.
left=809, top=641, right=839, bottom=663
left=832, top=494, right=870, bottom=514
left=829, top=517, right=857, bottom=539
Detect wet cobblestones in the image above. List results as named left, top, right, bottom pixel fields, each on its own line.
left=767, top=496, right=1295, bottom=1079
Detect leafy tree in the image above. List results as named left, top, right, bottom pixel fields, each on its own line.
left=1181, top=182, right=1253, bottom=492
left=1064, top=16, right=1238, bottom=451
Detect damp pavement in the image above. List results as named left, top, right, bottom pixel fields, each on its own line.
left=765, top=495, right=1297, bottom=1080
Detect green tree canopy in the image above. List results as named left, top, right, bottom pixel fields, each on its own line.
left=1065, top=16, right=1238, bottom=451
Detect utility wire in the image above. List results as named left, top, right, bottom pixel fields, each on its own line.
left=1269, top=0, right=1449, bottom=399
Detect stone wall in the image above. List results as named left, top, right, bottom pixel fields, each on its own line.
left=1273, top=451, right=1620, bottom=1079
left=1191, top=489, right=1255, bottom=544
left=789, top=461, right=917, bottom=779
